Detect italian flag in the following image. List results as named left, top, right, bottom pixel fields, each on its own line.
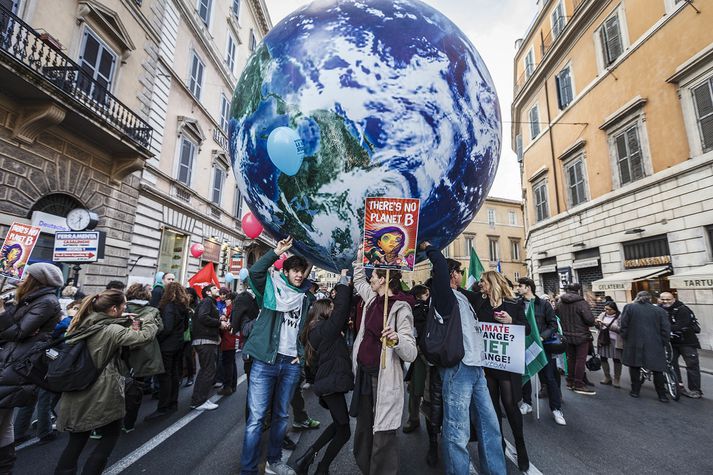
left=522, top=300, right=549, bottom=385
left=463, top=246, right=484, bottom=290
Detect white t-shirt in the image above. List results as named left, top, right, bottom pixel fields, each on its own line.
left=277, top=308, right=301, bottom=357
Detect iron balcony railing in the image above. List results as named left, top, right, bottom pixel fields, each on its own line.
left=0, top=5, right=152, bottom=150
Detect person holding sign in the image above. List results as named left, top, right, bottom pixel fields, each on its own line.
left=351, top=247, right=416, bottom=475
left=420, top=242, right=506, bottom=475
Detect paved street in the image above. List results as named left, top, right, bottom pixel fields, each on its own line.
left=14, top=353, right=713, bottom=474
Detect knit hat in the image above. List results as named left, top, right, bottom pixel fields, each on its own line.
left=25, top=263, right=64, bottom=287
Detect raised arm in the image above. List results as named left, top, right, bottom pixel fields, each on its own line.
left=352, top=259, right=376, bottom=303
left=422, top=243, right=455, bottom=318
left=313, top=283, right=352, bottom=343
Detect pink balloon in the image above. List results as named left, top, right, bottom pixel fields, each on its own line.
left=274, top=258, right=285, bottom=270
left=241, top=212, right=264, bottom=239
left=190, top=243, right=205, bottom=258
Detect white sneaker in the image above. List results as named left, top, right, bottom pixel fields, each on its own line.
left=519, top=402, right=533, bottom=415
left=265, top=461, right=296, bottom=475
left=553, top=409, right=566, bottom=426
left=192, top=400, right=218, bottom=411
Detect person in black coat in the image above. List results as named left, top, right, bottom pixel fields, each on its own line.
left=659, top=292, right=702, bottom=398
left=292, top=273, right=353, bottom=475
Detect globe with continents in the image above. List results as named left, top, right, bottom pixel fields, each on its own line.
left=229, top=0, right=501, bottom=272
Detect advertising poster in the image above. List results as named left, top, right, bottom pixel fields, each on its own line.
left=478, top=322, right=526, bottom=374
left=0, top=223, right=41, bottom=281
left=362, top=197, right=420, bottom=272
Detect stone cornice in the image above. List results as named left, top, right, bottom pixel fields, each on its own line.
left=248, top=0, right=272, bottom=35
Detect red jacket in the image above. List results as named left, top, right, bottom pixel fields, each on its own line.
left=220, top=304, right=237, bottom=351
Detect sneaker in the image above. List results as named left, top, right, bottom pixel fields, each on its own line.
left=282, top=436, right=297, bottom=451
left=519, top=402, right=532, bottom=415
left=184, top=377, right=194, bottom=387
left=265, top=461, right=296, bottom=475
left=689, top=390, right=703, bottom=399
left=36, top=431, right=58, bottom=445
left=573, top=387, right=596, bottom=396
left=301, top=381, right=311, bottom=390
left=213, top=382, right=223, bottom=388
left=191, top=400, right=218, bottom=411
left=122, top=426, right=135, bottom=434
left=217, top=387, right=234, bottom=396
left=552, top=410, right=566, bottom=426
left=89, top=430, right=102, bottom=440
left=292, top=417, right=320, bottom=430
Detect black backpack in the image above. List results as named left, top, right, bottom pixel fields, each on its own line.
left=12, top=325, right=107, bottom=393
left=419, top=302, right=464, bottom=368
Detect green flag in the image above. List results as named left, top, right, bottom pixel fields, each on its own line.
left=522, top=301, right=548, bottom=385
left=463, top=246, right=484, bottom=290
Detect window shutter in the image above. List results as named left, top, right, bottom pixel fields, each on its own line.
left=604, top=16, right=623, bottom=65
left=515, top=134, right=523, bottom=162
left=626, top=127, right=644, bottom=181
left=555, top=74, right=564, bottom=109
left=693, top=81, right=713, bottom=151
left=615, top=133, right=630, bottom=184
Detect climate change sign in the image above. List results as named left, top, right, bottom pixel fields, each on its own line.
left=478, top=322, right=525, bottom=374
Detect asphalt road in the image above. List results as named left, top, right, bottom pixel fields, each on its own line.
left=14, top=353, right=713, bottom=474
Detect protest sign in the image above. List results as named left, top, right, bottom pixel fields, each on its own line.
left=478, top=322, right=525, bottom=374
left=1, top=223, right=41, bottom=281
left=188, top=263, right=220, bottom=298
left=362, top=197, right=420, bottom=272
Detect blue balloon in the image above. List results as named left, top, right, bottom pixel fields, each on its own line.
left=239, top=268, right=249, bottom=281
left=266, top=127, right=305, bottom=176
left=225, top=272, right=235, bottom=284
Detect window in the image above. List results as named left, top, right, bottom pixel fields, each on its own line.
left=211, top=166, right=225, bottom=205
left=508, top=211, right=517, bottom=225
left=488, top=238, right=499, bottom=262
left=556, top=66, right=573, bottom=109
left=533, top=179, right=549, bottom=222
left=234, top=185, right=243, bottom=218
left=443, top=245, right=450, bottom=258
left=249, top=29, right=256, bottom=52
left=463, top=235, right=474, bottom=256
left=197, top=0, right=212, bottom=25
left=515, top=134, right=523, bottom=162
left=78, top=28, right=116, bottom=101
left=707, top=225, right=713, bottom=260
left=599, top=12, right=623, bottom=67
left=189, top=52, right=205, bottom=99
left=524, top=48, right=535, bottom=78
left=529, top=105, right=540, bottom=139
left=613, top=124, right=645, bottom=185
left=220, top=94, right=231, bottom=132
left=692, top=78, right=713, bottom=153
left=226, top=34, right=237, bottom=74
left=487, top=208, right=496, bottom=227
left=511, top=240, right=521, bottom=261
left=177, top=137, right=197, bottom=185
left=551, top=1, right=566, bottom=39
left=231, top=0, right=241, bottom=19
left=564, top=156, right=588, bottom=207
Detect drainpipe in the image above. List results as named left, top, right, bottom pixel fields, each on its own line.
left=541, top=30, right=562, bottom=215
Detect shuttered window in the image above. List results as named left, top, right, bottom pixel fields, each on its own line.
left=226, top=34, right=237, bottom=74
left=78, top=28, right=116, bottom=102
left=556, top=66, right=573, bottom=109
left=534, top=180, right=549, bottom=222
left=220, top=95, right=231, bottom=132
left=551, top=2, right=566, bottom=39
left=529, top=105, right=540, bottom=139
left=178, top=137, right=196, bottom=185
left=189, top=52, right=204, bottom=100
left=211, top=167, right=224, bottom=205
left=565, top=157, right=587, bottom=207
left=524, top=49, right=535, bottom=77
left=197, top=0, right=212, bottom=25
left=600, top=14, right=623, bottom=66
left=489, top=238, right=499, bottom=262
left=614, top=125, right=645, bottom=185
left=692, top=79, right=713, bottom=153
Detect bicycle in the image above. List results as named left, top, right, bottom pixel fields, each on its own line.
left=640, top=342, right=680, bottom=401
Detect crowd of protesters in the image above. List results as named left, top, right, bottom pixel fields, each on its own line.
left=0, top=236, right=704, bottom=475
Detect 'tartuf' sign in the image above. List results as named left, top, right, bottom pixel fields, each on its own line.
left=624, top=256, right=671, bottom=269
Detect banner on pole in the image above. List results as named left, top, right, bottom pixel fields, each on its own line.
left=478, top=322, right=525, bottom=374
left=362, top=197, right=420, bottom=272
left=1, top=223, right=41, bottom=281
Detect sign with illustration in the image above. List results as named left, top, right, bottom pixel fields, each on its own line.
left=362, top=197, right=420, bottom=272
left=0, top=222, right=41, bottom=281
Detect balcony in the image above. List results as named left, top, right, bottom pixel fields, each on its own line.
left=0, top=5, right=152, bottom=177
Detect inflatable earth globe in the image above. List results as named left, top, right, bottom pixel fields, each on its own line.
left=229, top=0, right=501, bottom=273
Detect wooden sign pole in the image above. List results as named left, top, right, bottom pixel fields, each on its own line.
left=380, top=268, right=390, bottom=369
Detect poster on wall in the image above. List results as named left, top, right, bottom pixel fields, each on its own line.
left=478, top=322, right=525, bottom=374
left=1, top=222, right=41, bottom=281
left=362, top=197, right=420, bottom=272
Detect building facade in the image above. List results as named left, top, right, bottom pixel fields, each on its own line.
left=410, top=197, right=527, bottom=287
left=0, top=0, right=158, bottom=294
left=512, top=0, right=713, bottom=349
left=127, top=0, right=273, bottom=287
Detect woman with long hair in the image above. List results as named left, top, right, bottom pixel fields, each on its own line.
left=0, top=263, right=63, bottom=470
left=351, top=250, right=417, bottom=474
left=293, top=272, right=354, bottom=475
left=55, top=289, right=158, bottom=475
left=595, top=301, right=623, bottom=387
left=474, top=271, right=531, bottom=472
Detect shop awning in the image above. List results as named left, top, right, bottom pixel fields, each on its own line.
left=591, top=266, right=670, bottom=292
left=668, top=264, right=713, bottom=290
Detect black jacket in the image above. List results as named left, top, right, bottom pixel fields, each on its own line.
left=191, top=297, right=220, bottom=341
left=518, top=295, right=557, bottom=340
left=0, top=287, right=61, bottom=408
left=661, top=301, right=700, bottom=348
left=150, top=285, right=164, bottom=308
left=412, top=299, right=429, bottom=344
left=231, top=291, right=259, bottom=337
left=556, top=292, right=595, bottom=345
left=308, top=284, right=354, bottom=397
left=159, top=301, right=189, bottom=352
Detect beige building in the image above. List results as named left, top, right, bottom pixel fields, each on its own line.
left=410, top=197, right=527, bottom=287
left=0, top=0, right=158, bottom=293
left=128, top=0, right=274, bottom=287
left=512, top=0, right=713, bottom=348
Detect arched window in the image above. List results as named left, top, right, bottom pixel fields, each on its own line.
left=28, top=193, right=84, bottom=218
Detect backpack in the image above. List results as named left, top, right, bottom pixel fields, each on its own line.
left=12, top=325, right=107, bottom=393
left=419, top=302, right=464, bottom=368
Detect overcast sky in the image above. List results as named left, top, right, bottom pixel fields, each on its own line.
left=263, top=0, right=539, bottom=201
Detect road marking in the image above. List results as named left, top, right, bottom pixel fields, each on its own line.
left=504, top=439, right=543, bottom=475
left=103, top=374, right=247, bottom=475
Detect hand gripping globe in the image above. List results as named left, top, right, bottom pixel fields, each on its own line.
left=229, top=0, right=501, bottom=272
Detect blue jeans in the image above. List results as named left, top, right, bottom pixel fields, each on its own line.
left=239, top=355, right=301, bottom=475
left=441, top=363, right=506, bottom=475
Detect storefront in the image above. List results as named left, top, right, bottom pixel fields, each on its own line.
left=157, top=229, right=189, bottom=283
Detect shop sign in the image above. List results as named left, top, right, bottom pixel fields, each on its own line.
left=229, top=254, right=243, bottom=273
left=203, top=240, right=221, bottom=263
left=30, top=211, right=71, bottom=234
left=53, top=231, right=104, bottom=262
left=592, top=281, right=630, bottom=291
left=624, top=256, right=671, bottom=269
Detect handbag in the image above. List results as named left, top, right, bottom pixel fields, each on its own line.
left=597, top=315, right=619, bottom=347
left=420, top=302, right=465, bottom=368
left=543, top=316, right=568, bottom=355
left=586, top=353, right=602, bottom=371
